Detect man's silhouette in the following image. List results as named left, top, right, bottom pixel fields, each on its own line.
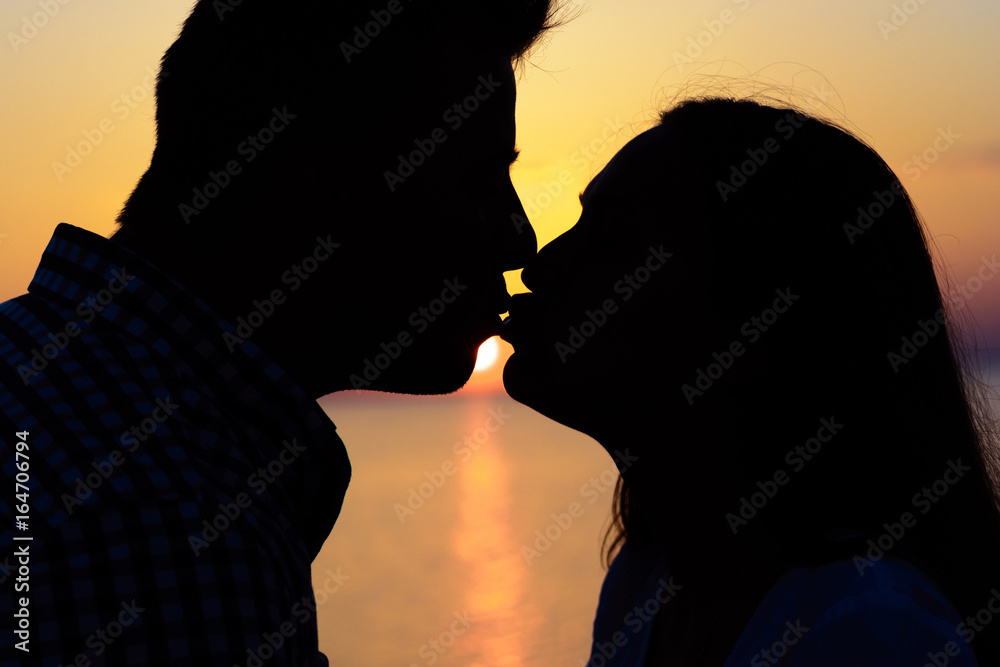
left=0, top=1, right=557, bottom=663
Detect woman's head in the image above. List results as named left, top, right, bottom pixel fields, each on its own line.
left=505, top=98, right=942, bottom=435
left=503, top=97, right=1000, bottom=659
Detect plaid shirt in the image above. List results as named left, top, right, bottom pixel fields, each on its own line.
left=0, top=224, right=351, bottom=666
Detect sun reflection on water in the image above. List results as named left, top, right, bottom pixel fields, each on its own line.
left=450, top=399, right=534, bottom=666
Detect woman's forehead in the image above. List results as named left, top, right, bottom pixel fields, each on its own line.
left=581, top=123, right=681, bottom=203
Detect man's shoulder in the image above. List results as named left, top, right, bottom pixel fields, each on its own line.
left=0, top=287, right=166, bottom=395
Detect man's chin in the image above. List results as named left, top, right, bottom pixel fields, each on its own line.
left=362, top=350, right=478, bottom=396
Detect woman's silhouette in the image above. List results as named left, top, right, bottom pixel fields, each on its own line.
left=502, top=98, right=1000, bottom=665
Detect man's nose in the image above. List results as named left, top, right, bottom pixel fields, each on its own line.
left=485, top=180, right=537, bottom=272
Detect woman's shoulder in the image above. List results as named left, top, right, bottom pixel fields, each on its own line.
left=725, top=553, right=977, bottom=666
left=590, top=541, right=674, bottom=666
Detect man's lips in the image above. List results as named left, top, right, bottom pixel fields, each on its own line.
left=498, top=293, right=538, bottom=346
left=493, top=290, right=512, bottom=316
left=470, top=281, right=512, bottom=338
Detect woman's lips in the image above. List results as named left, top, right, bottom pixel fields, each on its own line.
left=494, top=292, right=512, bottom=317
left=499, top=313, right=515, bottom=339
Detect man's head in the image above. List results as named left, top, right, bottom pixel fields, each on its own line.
left=113, top=0, right=559, bottom=396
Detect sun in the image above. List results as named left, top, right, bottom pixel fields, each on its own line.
left=473, top=336, right=501, bottom=373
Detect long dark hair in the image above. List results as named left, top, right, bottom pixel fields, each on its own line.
left=602, top=97, right=1000, bottom=662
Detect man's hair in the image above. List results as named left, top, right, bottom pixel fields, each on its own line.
left=117, top=0, right=559, bottom=228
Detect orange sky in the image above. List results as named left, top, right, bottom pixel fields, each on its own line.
left=2, top=0, right=998, bottom=392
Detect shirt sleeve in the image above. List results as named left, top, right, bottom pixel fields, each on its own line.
left=724, top=556, right=977, bottom=667
left=786, top=590, right=977, bottom=666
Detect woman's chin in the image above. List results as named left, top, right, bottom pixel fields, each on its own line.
left=502, top=351, right=563, bottom=408
left=502, top=351, right=595, bottom=432
left=501, top=351, right=537, bottom=403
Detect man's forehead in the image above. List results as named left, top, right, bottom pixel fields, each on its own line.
left=422, top=56, right=515, bottom=94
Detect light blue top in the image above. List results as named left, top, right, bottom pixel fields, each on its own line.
left=588, top=542, right=978, bottom=666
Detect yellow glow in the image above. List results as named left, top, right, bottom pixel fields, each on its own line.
left=2, top=2, right=998, bottom=351
left=473, top=336, right=501, bottom=374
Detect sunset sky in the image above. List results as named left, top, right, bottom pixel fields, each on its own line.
left=3, top=3, right=1000, bottom=664
left=2, top=0, right=998, bottom=391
